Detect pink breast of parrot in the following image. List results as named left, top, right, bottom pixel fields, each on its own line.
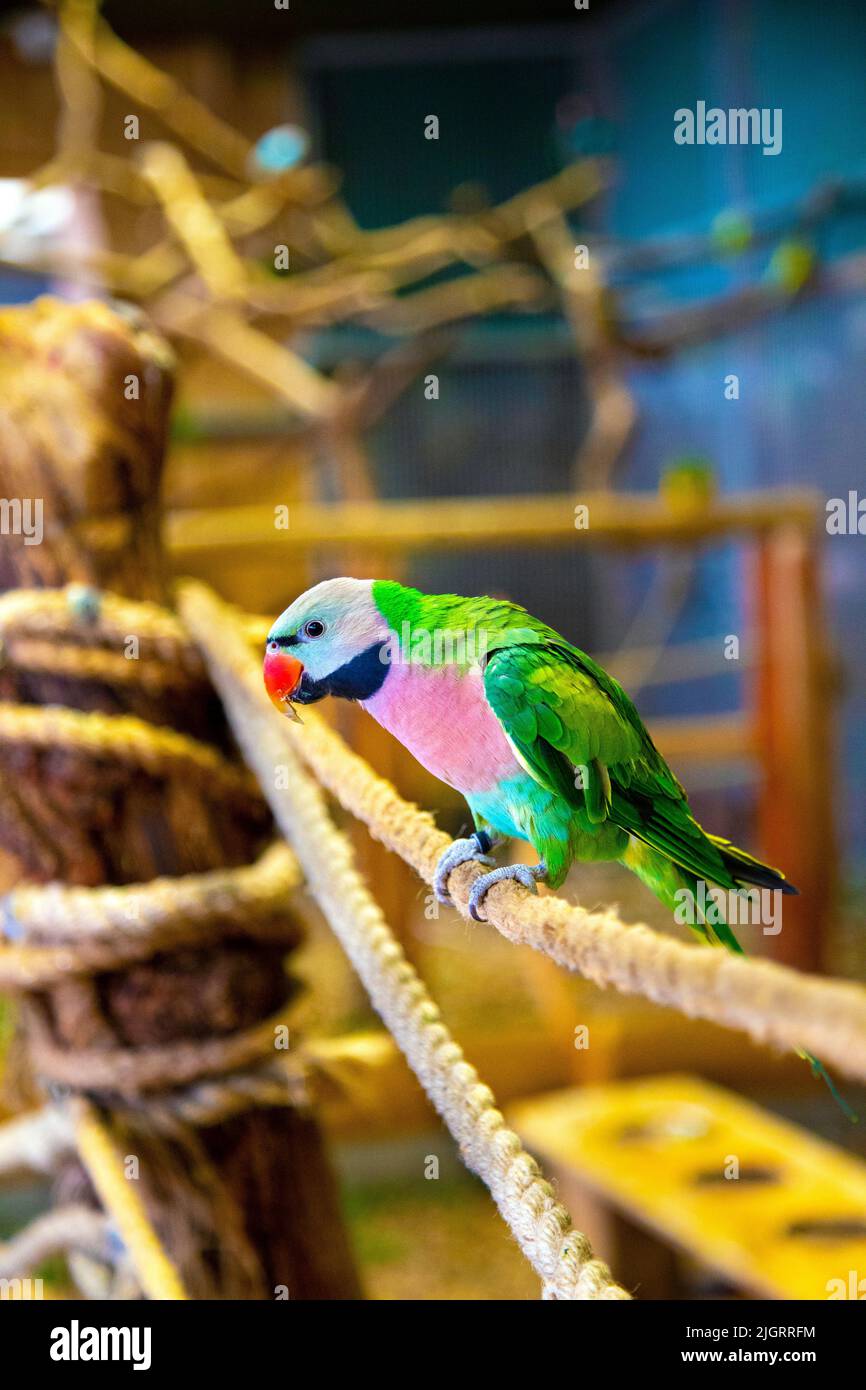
left=361, top=661, right=522, bottom=795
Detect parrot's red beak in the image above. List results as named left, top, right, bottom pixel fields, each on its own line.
left=263, top=646, right=304, bottom=720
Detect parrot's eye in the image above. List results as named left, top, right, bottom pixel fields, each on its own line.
left=267, top=640, right=279, bottom=653
left=302, top=619, right=326, bottom=639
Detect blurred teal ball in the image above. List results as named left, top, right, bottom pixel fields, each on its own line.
left=252, top=125, right=309, bottom=174
left=67, top=583, right=101, bottom=622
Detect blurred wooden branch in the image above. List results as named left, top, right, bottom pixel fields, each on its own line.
left=4, top=4, right=617, bottom=447
left=160, top=487, right=822, bottom=560
left=139, top=143, right=249, bottom=301
left=4, top=2, right=861, bottom=463
left=64, top=6, right=253, bottom=179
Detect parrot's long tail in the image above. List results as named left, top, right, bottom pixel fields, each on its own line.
left=796, top=1050, right=858, bottom=1122
left=708, top=834, right=799, bottom=898
left=621, top=839, right=857, bottom=1121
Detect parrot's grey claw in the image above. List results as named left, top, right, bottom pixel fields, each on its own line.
left=433, top=834, right=495, bottom=905
left=468, top=861, right=547, bottom=922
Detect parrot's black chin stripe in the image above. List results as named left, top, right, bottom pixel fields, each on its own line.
left=293, top=677, right=326, bottom=705
left=296, top=641, right=389, bottom=705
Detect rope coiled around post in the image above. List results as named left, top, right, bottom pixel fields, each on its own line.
left=181, top=580, right=629, bottom=1301
left=0, top=584, right=196, bottom=664
left=0, top=842, right=301, bottom=988
left=24, top=997, right=300, bottom=1097
left=0, top=586, right=320, bottom=1301
left=0, top=703, right=259, bottom=800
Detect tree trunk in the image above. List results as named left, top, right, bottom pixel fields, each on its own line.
left=0, top=297, right=361, bottom=1299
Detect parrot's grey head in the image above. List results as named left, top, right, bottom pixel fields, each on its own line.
left=263, top=577, right=391, bottom=718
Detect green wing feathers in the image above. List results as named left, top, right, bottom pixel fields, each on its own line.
left=483, top=640, right=645, bottom=793
left=482, top=630, right=836, bottom=1104
left=483, top=639, right=796, bottom=899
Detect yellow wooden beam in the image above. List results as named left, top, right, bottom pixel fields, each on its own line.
left=72, top=1099, right=188, bottom=1301
left=163, top=489, right=821, bottom=561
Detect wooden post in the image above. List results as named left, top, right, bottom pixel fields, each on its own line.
left=0, top=298, right=361, bottom=1298
left=753, top=522, right=835, bottom=972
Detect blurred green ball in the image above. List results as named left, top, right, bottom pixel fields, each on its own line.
left=767, top=240, right=815, bottom=293
left=711, top=209, right=753, bottom=255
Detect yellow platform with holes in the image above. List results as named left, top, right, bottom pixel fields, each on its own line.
left=510, top=1075, right=866, bottom=1300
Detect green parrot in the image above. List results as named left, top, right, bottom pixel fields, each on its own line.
left=263, top=577, right=848, bottom=1112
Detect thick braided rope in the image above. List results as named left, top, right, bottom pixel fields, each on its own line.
left=4, top=840, right=298, bottom=940
left=181, top=581, right=628, bottom=1301
left=0, top=702, right=260, bottom=800
left=0, top=1203, right=111, bottom=1281
left=118, top=1062, right=309, bottom=1131
left=210, top=607, right=866, bottom=1083
left=5, top=638, right=199, bottom=691
left=0, top=585, right=204, bottom=692
left=0, top=1071, right=302, bottom=1176
left=0, top=843, right=301, bottom=989
left=0, top=1041, right=409, bottom=1159
left=0, top=585, right=196, bottom=662
left=0, top=593, right=299, bottom=1126
left=25, top=999, right=297, bottom=1098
